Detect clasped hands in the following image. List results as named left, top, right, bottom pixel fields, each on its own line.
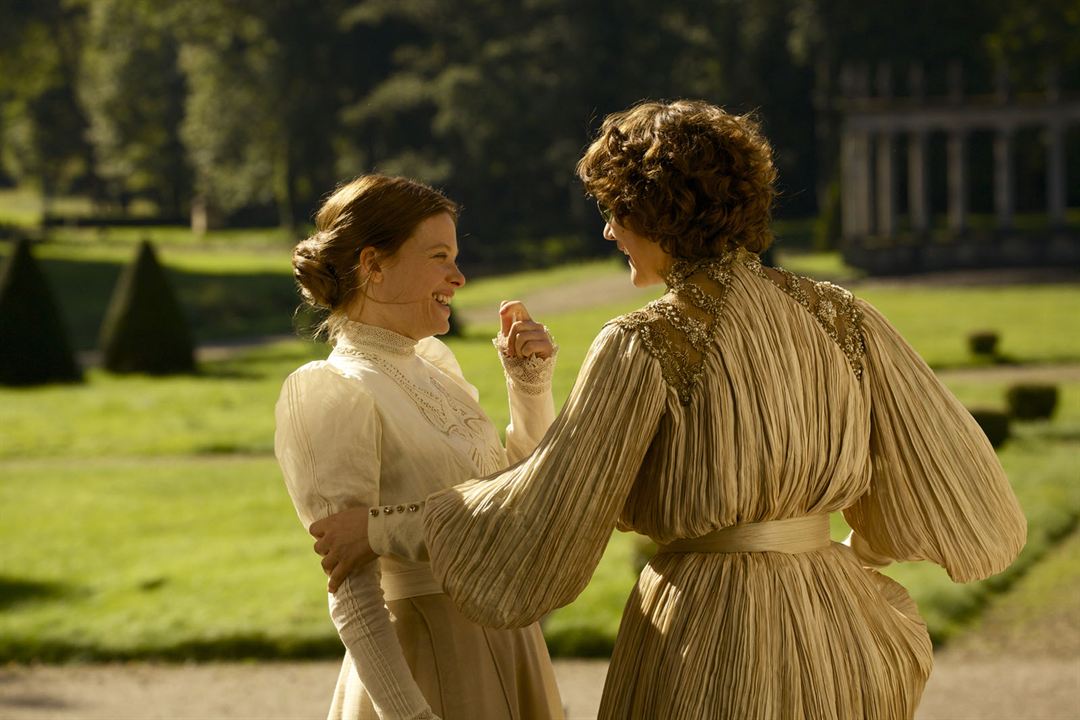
left=310, top=301, right=551, bottom=593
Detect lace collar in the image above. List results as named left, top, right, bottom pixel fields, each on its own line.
left=662, top=251, right=737, bottom=288
left=335, top=320, right=418, bottom=357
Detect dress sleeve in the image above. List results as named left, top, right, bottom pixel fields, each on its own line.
left=842, top=301, right=1027, bottom=582
left=423, top=322, right=668, bottom=628
left=274, top=363, right=436, bottom=720
left=494, top=333, right=557, bottom=464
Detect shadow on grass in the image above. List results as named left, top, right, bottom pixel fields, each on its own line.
left=0, top=577, right=71, bottom=611
left=0, top=635, right=345, bottom=663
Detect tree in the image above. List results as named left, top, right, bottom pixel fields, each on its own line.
left=175, top=0, right=352, bottom=230
left=0, top=238, right=82, bottom=385
left=79, top=0, right=191, bottom=217
left=0, top=0, right=99, bottom=205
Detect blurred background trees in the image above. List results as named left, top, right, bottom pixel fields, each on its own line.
left=0, top=0, right=1076, bottom=269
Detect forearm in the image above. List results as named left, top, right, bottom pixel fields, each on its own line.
left=329, top=562, right=436, bottom=719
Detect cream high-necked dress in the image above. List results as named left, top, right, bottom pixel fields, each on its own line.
left=274, top=321, right=563, bottom=720
left=375, top=249, right=1026, bottom=719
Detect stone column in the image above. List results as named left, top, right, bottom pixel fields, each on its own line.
left=841, top=129, right=874, bottom=238
left=1047, top=120, right=1067, bottom=228
left=907, top=130, right=930, bottom=233
left=947, top=130, right=968, bottom=233
left=876, top=131, right=897, bottom=236
left=993, top=128, right=1015, bottom=230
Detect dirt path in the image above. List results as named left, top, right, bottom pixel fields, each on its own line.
left=4, top=654, right=1078, bottom=720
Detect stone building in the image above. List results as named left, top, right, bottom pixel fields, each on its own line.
left=838, top=63, right=1079, bottom=274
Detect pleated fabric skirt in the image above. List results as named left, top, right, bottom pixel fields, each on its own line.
left=600, top=542, right=934, bottom=720
left=328, top=592, right=563, bottom=720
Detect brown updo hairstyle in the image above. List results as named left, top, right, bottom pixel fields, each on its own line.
left=293, top=174, right=459, bottom=338
left=576, top=99, right=778, bottom=258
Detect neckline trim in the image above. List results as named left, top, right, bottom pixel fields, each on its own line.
left=335, top=320, right=418, bottom=356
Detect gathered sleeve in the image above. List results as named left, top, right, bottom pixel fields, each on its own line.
left=369, top=336, right=557, bottom=560
left=422, top=322, right=667, bottom=628
left=842, top=301, right=1027, bottom=582
left=274, top=363, right=436, bottom=720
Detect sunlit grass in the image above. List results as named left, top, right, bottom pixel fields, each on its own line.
left=2, top=242, right=1079, bottom=660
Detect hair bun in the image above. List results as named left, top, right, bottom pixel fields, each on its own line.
left=293, top=232, right=341, bottom=309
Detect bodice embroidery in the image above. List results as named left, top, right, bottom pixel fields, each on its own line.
left=743, top=256, right=866, bottom=380
left=614, top=253, right=736, bottom=405
left=613, top=251, right=866, bottom=404
left=333, top=322, right=506, bottom=474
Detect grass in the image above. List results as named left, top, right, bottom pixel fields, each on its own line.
left=1, top=246, right=1079, bottom=661
left=0, top=456, right=338, bottom=661
left=2, top=353, right=1076, bottom=661
left=859, top=285, right=1080, bottom=368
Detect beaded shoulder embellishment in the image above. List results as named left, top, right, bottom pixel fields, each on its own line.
left=614, top=255, right=735, bottom=406
left=744, top=256, right=866, bottom=380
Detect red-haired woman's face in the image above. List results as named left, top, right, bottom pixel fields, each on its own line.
left=352, top=212, right=465, bottom=339
left=604, top=218, right=672, bottom=287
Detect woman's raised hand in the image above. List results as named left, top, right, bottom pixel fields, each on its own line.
left=309, top=506, right=379, bottom=593
left=499, top=301, right=554, bottom=359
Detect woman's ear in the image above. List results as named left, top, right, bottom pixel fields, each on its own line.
left=358, top=246, right=382, bottom=283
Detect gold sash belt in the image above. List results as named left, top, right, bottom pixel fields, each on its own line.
left=657, top=514, right=832, bottom=555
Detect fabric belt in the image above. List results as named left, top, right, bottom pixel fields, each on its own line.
left=657, top=514, right=832, bottom=555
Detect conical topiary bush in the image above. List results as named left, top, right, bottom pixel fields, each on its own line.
left=0, top=238, right=83, bottom=385
left=99, top=239, right=195, bottom=374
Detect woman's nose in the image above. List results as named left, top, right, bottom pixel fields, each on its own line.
left=602, top=223, right=616, bottom=241
left=449, top=264, right=466, bottom=287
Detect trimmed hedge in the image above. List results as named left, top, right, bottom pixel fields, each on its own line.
left=0, top=238, right=82, bottom=385
left=1006, top=383, right=1059, bottom=420
left=968, top=330, right=999, bottom=357
left=98, top=240, right=195, bottom=374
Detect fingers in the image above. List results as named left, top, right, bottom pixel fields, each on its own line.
left=328, top=562, right=351, bottom=594
left=313, top=538, right=329, bottom=556
left=499, top=300, right=531, bottom=336
left=308, top=519, right=326, bottom=538
left=506, top=321, right=553, bottom=358
left=320, top=551, right=337, bottom=576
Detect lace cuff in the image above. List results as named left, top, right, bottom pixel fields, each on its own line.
left=493, top=333, right=558, bottom=395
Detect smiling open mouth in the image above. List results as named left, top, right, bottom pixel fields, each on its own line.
left=433, top=292, right=452, bottom=306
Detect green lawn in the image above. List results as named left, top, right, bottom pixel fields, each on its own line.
left=1, top=251, right=1078, bottom=660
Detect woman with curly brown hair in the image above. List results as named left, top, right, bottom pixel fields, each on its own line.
left=315, top=101, right=1025, bottom=719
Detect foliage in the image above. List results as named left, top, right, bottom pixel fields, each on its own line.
left=3, top=1, right=1069, bottom=268
left=174, top=0, right=353, bottom=229
left=0, top=237, right=81, bottom=385
left=98, top=239, right=195, bottom=374
left=79, top=0, right=190, bottom=217
left=1006, top=383, right=1059, bottom=420
left=0, top=0, right=97, bottom=199
left=968, top=330, right=1000, bottom=357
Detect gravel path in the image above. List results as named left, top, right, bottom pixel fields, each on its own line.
left=3, top=655, right=1078, bottom=720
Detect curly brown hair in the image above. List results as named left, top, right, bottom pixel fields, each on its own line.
left=576, top=100, right=777, bottom=258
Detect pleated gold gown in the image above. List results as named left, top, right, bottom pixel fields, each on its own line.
left=421, top=250, right=1026, bottom=719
